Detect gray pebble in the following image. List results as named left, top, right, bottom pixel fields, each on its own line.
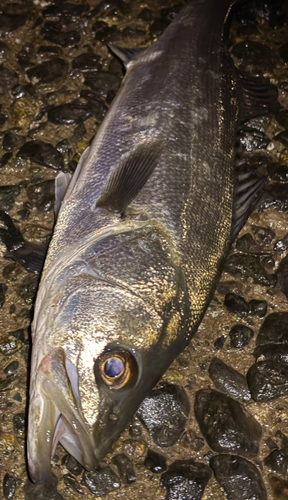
left=3, top=472, right=16, bottom=500
left=161, top=459, right=211, bottom=500
left=42, top=28, right=80, bottom=48
left=244, top=115, right=271, bottom=133
left=84, top=71, right=120, bottom=97
left=247, top=358, right=288, bottom=401
left=13, top=412, right=25, bottom=436
left=224, top=293, right=249, bottom=318
left=37, top=46, right=62, bottom=59
left=0, top=153, right=12, bottom=169
left=18, top=140, right=63, bottom=170
left=63, top=474, right=84, bottom=495
left=0, top=14, right=25, bottom=36
left=210, top=454, right=267, bottom=500
left=4, top=361, right=19, bottom=375
left=274, top=130, right=288, bottom=147
left=0, top=185, right=20, bottom=211
left=276, top=255, right=288, bottom=299
left=82, top=465, right=120, bottom=496
left=92, top=21, right=122, bottom=43
left=239, top=128, right=270, bottom=152
left=144, top=449, right=167, bottom=474
left=17, top=275, right=39, bottom=304
left=268, top=163, right=288, bottom=182
left=150, top=18, right=170, bottom=36
left=62, top=454, right=83, bottom=476
left=256, top=312, right=288, bottom=345
left=269, top=474, right=288, bottom=498
left=3, top=130, right=25, bottom=152
left=48, top=100, right=93, bottom=126
left=27, top=59, right=68, bottom=88
left=251, top=225, right=275, bottom=246
left=72, top=53, right=101, bottom=72
left=248, top=299, right=267, bottom=318
left=0, top=66, right=18, bottom=95
left=208, top=358, right=251, bottom=401
left=232, top=40, right=277, bottom=75
left=229, top=324, right=254, bottom=348
left=112, top=453, right=136, bottom=483
left=137, top=383, right=190, bottom=447
left=254, top=343, right=288, bottom=362
left=260, top=183, right=288, bottom=212
left=224, top=254, right=276, bottom=286
left=0, top=283, right=8, bottom=308
left=275, top=109, right=288, bottom=128
left=279, top=42, right=288, bottom=62
left=194, top=389, right=261, bottom=457
left=264, top=449, right=288, bottom=478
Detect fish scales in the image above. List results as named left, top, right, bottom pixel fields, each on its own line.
left=27, top=0, right=277, bottom=483
left=38, top=0, right=236, bottom=337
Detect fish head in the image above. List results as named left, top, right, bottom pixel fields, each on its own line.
left=27, top=272, right=179, bottom=483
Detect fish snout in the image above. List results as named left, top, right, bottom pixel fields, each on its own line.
left=27, top=349, right=98, bottom=483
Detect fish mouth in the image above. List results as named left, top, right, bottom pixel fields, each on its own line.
left=27, top=349, right=98, bottom=483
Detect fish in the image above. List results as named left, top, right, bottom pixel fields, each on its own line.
left=27, top=0, right=280, bottom=483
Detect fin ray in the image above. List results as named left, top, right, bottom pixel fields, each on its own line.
left=54, top=172, right=72, bottom=217
left=237, top=70, right=281, bottom=122
left=108, top=43, right=146, bottom=67
left=232, top=169, right=266, bottom=241
left=96, top=142, right=161, bottom=214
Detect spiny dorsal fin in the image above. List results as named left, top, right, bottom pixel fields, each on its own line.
left=96, top=141, right=161, bottom=214
left=65, top=146, right=90, bottom=199
left=232, top=167, right=266, bottom=241
left=237, top=69, right=281, bottom=122
left=54, top=146, right=90, bottom=218
left=54, top=172, right=72, bottom=217
left=108, top=43, right=147, bottom=67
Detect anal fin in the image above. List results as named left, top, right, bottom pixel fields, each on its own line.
left=6, top=241, right=49, bottom=274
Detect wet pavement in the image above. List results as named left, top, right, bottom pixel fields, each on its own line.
left=1, top=0, right=288, bottom=499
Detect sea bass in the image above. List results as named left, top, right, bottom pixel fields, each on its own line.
left=27, top=0, right=279, bottom=482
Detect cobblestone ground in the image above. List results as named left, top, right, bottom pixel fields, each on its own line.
left=1, top=0, right=288, bottom=499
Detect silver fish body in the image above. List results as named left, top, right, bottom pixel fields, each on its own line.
left=27, top=0, right=277, bottom=483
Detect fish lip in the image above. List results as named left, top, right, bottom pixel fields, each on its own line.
left=27, top=349, right=98, bottom=483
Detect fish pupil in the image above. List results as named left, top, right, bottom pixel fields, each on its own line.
left=104, top=357, right=124, bottom=378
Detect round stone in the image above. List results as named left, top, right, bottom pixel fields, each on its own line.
left=194, top=389, right=261, bottom=457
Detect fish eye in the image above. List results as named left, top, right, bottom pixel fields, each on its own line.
left=104, top=356, right=125, bottom=378
left=98, top=350, right=136, bottom=390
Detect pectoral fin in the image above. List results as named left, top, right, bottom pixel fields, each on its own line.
left=232, top=168, right=266, bottom=241
left=96, top=142, right=161, bottom=214
left=237, top=70, right=281, bottom=122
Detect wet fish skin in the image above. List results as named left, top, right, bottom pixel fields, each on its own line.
left=27, top=0, right=277, bottom=483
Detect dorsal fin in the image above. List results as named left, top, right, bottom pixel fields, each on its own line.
left=65, top=146, right=90, bottom=199
left=108, top=43, right=147, bottom=68
left=55, top=146, right=90, bottom=218
left=96, top=141, right=161, bottom=214
left=54, top=172, right=72, bottom=217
